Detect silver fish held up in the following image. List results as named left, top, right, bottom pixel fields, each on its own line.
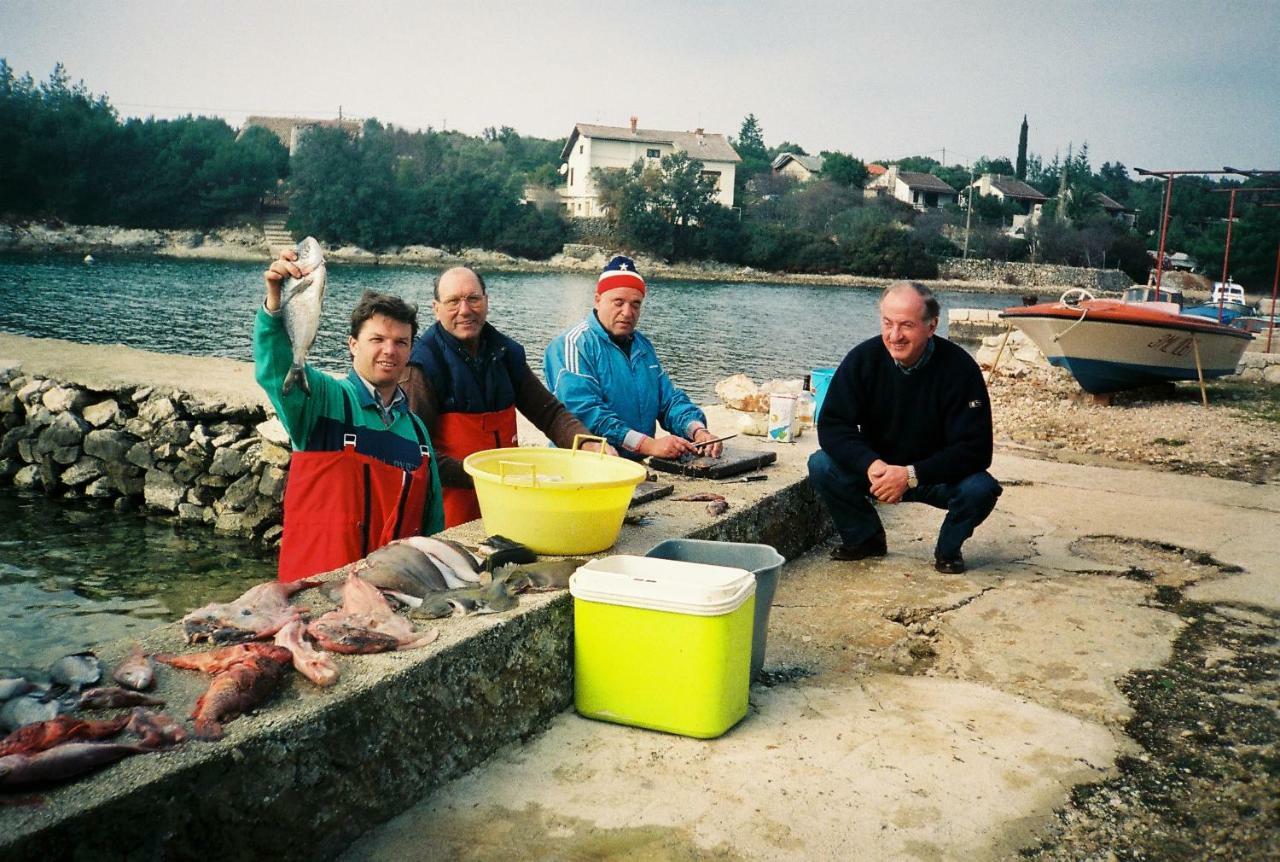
left=280, top=236, right=327, bottom=397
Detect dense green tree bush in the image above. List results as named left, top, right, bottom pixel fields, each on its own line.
left=842, top=223, right=939, bottom=279
left=0, top=60, right=287, bottom=228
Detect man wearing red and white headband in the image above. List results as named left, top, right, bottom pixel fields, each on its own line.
left=544, top=255, right=722, bottom=460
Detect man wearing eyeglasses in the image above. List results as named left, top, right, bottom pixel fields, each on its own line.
left=404, top=266, right=612, bottom=527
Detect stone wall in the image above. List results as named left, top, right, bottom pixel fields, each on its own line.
left=938, top=258, right=1133, bottom=293
left=0, top=363, right=288, bottom=542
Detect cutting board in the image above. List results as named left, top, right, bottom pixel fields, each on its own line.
left=649, top=446, right=778, bottom=479
left=631, top=481, right=675, bottom=507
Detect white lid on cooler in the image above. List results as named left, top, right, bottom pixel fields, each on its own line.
left=569, top=555, right=755, bottom=616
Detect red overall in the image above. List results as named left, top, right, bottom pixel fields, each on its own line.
left=436, top=407, right=517, bottom=527
left=277, top=418, right=434, bottom=583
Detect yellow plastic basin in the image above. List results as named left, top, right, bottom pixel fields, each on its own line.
left=462, top=438, right=646, bottom=554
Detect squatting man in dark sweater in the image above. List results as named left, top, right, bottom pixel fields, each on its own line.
left=807, top=281, right=1002, bottom=574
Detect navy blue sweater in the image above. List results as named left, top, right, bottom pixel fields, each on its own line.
left=816, top=336, right=993, bottom=486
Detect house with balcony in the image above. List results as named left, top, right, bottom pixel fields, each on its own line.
left=865, top=165, right=958, bottom=210
left=771, top=152, right=825, bottom=182
left=968, top=173, right=1049, bottom=232
left=559, top=118, right=740, bottom=218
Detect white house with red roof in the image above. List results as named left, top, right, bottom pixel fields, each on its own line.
left=559, top=118, right=741, bottom=218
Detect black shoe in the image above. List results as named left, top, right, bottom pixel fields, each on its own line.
left=831, top=531, right=887, bottom=561
left=934, top=552, right=966, bottom=574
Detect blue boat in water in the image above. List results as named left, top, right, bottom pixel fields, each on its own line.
left=1182, top=279, right=1253, bottom=323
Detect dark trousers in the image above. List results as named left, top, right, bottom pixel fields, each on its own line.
left=807, top=449, right=1002, bottom=559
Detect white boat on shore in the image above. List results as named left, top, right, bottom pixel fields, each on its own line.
left=1000, top=288, right=1254, bottom=394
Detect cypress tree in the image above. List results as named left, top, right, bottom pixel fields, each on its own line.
left=1016, top=115, right=1028, bottom=180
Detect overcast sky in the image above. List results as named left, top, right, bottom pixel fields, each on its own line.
left=5, top=0, right=1278, bottom=173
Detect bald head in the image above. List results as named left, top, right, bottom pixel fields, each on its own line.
left=433, top=266, right=486, bottom=301
left=880, top=281, right=939, bottom=325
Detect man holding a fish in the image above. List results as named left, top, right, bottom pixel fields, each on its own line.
left=544, top=255, right=723, bottom=460
left=257, top=242, right=445, bottom=582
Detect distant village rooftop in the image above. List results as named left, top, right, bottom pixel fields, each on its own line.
left=982, top=175, right=1048, bottom=201
left=771, top=152, right=825, bottom=173
left=896, top=171, right=958, bottom=193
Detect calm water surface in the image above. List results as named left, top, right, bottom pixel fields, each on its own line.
left=0, top=254, right=1013, bottom=670
left=0, top=255, right=1013, bottom=402
left=0, top=491, right=275, bottom=670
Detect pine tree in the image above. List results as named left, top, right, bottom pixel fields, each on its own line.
left=1016, top=115, right=1028, bottom=180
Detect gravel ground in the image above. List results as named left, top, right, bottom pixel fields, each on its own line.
left=1021, top=540, right=1279, bottom=861
left=988, top=366, right=1280, bottom=484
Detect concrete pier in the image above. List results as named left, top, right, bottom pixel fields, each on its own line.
left=0, top=335, right=830, bottom=860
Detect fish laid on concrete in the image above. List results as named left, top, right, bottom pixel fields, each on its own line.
left=156, top=643, right=294, bottom=741
left=280, top=236, right=327, bottom=396
left=77, top=686, right=166, bottom=710
left=409, top=572, right=527, bottom=620
left=0, top=677, right=35, bottom=701
left=0, top=714, right=131, bottom=758
left=494, top=558, right=586, bottom=591
left=111, top=644, right=155, bottom=691
left=672, top=493, right=727, bottom=503
left=125, top=708, right=187, bottom=749
left=308, top=575, right=440, bottom=654
left=0, top=741, right=155, bottom=789
left=273, top=620, right=339, bottom=687
left=707, top=499, right=730, bottom=516
left=181, top=579, right=317, bottom=644
left=358, top=541, right=450, bottom=596
left=402, top=536, right=482, bottom=587
left=0, top=695, right=59, bottom=732
left=50, top=652, right=101, bottom=693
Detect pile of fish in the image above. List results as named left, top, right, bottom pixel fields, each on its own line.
left=353, top=536, right=582, bottom=618
left=1, top=648, right=185, bottom=791
left=0, top=536, right=586, bottom=794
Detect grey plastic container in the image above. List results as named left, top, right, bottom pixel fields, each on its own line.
left=645, top=538, right=785, bottom=681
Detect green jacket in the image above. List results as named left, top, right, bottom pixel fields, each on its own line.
left=254, top=307, right=445, bottom=539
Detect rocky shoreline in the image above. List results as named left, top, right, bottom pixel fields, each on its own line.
left=0, top=219, right=1133, bottom=296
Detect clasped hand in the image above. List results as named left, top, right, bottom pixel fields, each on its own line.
left=867, top=459, right=909, bottom=504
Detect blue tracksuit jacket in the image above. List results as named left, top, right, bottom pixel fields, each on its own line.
left=543, top=312, right=706, bottom=458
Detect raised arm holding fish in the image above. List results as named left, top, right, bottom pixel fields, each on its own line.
left=256, top=242, right=445, bottom=582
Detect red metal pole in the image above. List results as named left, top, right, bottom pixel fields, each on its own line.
left=1268, top=239, right=1279, bottom=354
left=1153, top=174, right=1175, bottom=300
left=1219, top=189, right=1236, bottom=322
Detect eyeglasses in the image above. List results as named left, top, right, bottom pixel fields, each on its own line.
left=438, top=294, right=487, bottom=310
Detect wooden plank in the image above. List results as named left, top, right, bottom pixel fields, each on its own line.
left=630, top=481, right=675, bottom=507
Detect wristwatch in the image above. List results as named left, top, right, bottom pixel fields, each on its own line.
left=906, top=465, right=919, bottom=489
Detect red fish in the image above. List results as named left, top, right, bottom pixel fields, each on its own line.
left=274, top=620, right=339, bottom=687
left=181, top=579, right=317, bottom=645
left=673, top=493, right=727, bottom=502
left=307, top=575, right=439, bottom=654
left=157, top=643, right=293, bottom=740
left=77, top=686, right=166, bottom=710
left=0, top=714, right=131, bottom=758
left=112, top=643, right=155, bottom=691
left=0, top=741, right=153, bottom=789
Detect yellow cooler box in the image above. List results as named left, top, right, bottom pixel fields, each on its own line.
left=570, top=555, right=756, bottom=739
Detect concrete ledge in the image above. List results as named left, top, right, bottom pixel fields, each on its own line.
left=1, top=404, right=829, bottom=859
